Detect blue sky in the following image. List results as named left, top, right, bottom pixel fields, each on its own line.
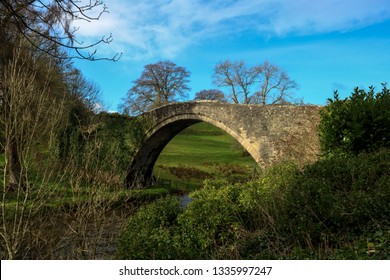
left=73, top=0, right=390, bottom=111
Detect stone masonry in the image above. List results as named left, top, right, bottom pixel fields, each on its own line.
left=126, top=101, right=322, bottom=187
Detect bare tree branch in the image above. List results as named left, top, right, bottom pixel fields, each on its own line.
left=0, top=0, right=121, bottom=61
left=213, top=59, right=298, bottom=105
left=121, top=61, right=191, bottom=115
left=194, top=89, right=227, bottom=102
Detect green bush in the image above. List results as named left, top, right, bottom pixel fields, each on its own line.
left=116, top=162, right=300, bottom=259
left=116, top=152, right=390, bottom=259
left=319, top=84, right=390, bottom=155
left=58, top=112, right=145, bottom=174
left=285, top=150, right=390, bottom=249
left=116, top=196, right=182, bottom=259
left=175, top=181, right=244, bottom=259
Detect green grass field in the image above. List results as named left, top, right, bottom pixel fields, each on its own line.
left=153, top=122, right=257, bottom=191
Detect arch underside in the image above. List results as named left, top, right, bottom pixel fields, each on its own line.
left=126, top=113, right=257, bottom=188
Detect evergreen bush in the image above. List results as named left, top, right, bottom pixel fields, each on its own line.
left=116, top=196, right=182, bottom=259
left=319, top=84, right=390, bottom=155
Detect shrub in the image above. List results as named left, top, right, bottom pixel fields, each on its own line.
left=58, top=113, right=145, bottom=174
left=116, top=152, right=390, bottom=259
left=319, top=84, right=390, bottom=155
left=285, top=150, right=390, bottom=249
left=176, top=181, right=243, bottom=259
left=116, top=196, right=182, bottom=259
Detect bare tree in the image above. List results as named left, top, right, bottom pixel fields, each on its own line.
left=0, top=46, right=135, bottom=259
left=0, top=0, right=117, bottom=188
left=194, top=89, right=226, bottom=102
left=0, top=0, right=120, bottom=61
left=213, top=60, right=298, bottom=105
left=121, top=61, right=191, bottom=115
left=0, top=48, right=66, bottom=258
left=212, top=60, right=237, bottom=103
left=212, top=60, right=257, bottom=104
left=251, top=61, right=298, bottom=105
left=65, top=68, right=102, bottom=112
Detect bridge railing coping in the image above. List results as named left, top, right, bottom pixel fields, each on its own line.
left=145, top=101, right=322, bottom=115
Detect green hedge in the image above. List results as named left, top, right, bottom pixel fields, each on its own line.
left=319, top=85, right=390, bottom=155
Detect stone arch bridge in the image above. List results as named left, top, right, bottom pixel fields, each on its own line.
left=126, top=101, right=321, bottom=188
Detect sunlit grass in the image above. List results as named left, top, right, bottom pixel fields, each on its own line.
left=154, top=122, right=257, bottom=189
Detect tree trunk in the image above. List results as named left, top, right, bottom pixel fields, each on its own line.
left=6, top=140, right=22, bottom=191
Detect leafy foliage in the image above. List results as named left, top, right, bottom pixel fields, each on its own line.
left=117, top=150, right=390, bottom=259
left=319, top=84, right=390, bottom=155
left=286, top=150, right=390, bottom=247
left=58, top=112, right=145, bottom=174
left=116, top=196, right=183, bottom=259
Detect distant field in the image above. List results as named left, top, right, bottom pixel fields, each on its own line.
left=153, top=122, right=257, bottom=191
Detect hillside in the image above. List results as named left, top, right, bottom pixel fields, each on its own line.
left=153, top=122, right=257, bottom=191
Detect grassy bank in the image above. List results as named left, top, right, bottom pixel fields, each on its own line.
left=154, top=122, right=257, bottom=191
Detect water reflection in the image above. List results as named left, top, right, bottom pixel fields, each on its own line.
left=179, top=194, right=192, bottom=208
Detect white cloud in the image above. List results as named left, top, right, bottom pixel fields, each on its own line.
left=267, top=0, right=390, bottom=35
left=73, top=0, right=390, bottom=60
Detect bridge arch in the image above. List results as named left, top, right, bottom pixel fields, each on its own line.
left=126, top=101, right=321, bottom=188
left=126, top=112, right=261, bottom=188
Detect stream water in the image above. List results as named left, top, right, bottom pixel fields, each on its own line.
left=179, top=194, right=192, bottom=208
